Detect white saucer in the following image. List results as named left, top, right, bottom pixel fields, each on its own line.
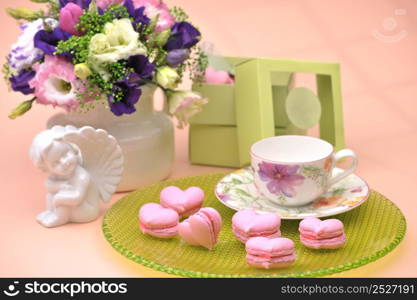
left=215, top=168, right=370, bottom=219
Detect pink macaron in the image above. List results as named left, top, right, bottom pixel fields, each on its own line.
left=139, top=203, right=179, bottom=239
left=160, top=186, right=204, bottom=217
left=232, top=209, right=281, bottom=243
left=204, top=67, right=234, bottom=84
left=299, top=217, right=347, bottom=249
left=178, top=207, right=222, bottom=250
left=245, top=237, right=296, bottom=269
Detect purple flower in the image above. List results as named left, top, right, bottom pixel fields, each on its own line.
left=8, top=19, right=57, bottom=73
left=127, top=55, right=155, bottom=80
left=59, top=0, right=92, bottom=9
left=10, top=69, right=36, bottom=95
left=124, top=0, right=150, bottom=26
left=164, top=22, right=201, bottom=51
left=108, top=80, right=141, bottom=116
left=166, top=49, right=190, bottom=67
left=257, top=162, right=305, bottom=197
left=132, top=0, right=174, bottom=32
left=34, top=28, right=72, bottom=56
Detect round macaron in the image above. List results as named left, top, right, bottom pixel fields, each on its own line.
left=139, top=203, right=179, bottom=238
left=232, top=209, right=281, bottom=243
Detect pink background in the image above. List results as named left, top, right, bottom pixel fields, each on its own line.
left=1, top=0, right=416, bottom=277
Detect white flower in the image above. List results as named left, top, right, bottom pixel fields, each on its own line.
left=88, top=18, right=146, bottom=64
left=74, top=63, right=92, bottom=80
left=8, top=18, right=58, bottom=73
left=156, top=66, right=179, bottom=89
left=168, top=91, right=208, bottom=129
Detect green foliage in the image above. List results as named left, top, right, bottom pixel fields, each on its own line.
left=76, top=72, right=111, bottom=110
left=105, top=4, right=131, bottom=20
left=169, top=6, right=189, bottom=22
left=56, top=34, right=94, bottom=64
left=108, top=61, right=129, bottom=82
left=188, top=46, right=208, bottom=83
left=2, top=58, right=13, bottom=85
left=78, top=61, right=131, bottom=105
left=46, top=0, right=60, bottom=18
left=88, top=73, right=112, bottom=95
left=76, top=5, right=130, bottom=33
left=77, top=12, right=105, bottom=34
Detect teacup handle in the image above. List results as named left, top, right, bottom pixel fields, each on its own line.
left=328, top=149, right=358, bottom=187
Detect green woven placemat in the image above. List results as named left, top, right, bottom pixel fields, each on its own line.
left=102, top=172, right=406, bottom=277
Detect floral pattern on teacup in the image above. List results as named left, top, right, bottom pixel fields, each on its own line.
left=215, top=168, right=369, bottom=219
left=257, top=162, right=305, bottom=197
left=324, top=156, right=333, bottom=172
left=313, top=195, right=345, bottom=208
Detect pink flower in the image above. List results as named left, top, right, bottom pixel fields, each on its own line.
left=59, top=3, right=84, bottom=36
left=204, top=67, right=234, bottom=84
left=133, top=0, right=175, bottom=32
left=96, top=0, right=124, bottom=10
left=29, top=56, right=87, bottom=111
left=257, top=162, right=305, bottom=197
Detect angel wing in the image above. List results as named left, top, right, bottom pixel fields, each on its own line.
left=52, top=125, right=124, bottom=203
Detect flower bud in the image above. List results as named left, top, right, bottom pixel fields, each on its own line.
left=59, top=3, right=84, bottom=36
left=8, top=99, right=34, bottom=119
left=89, top=0, right=99, bottom=13
left=166, top=49, right=190, bottom=67
left=6, top=7, right=43, bottom=21
left=74, top=63, right=93, bottom=79
left=156, top=29, right=171, bottom=47
left=148, top=14, right=160, bottom=32
left=156, top=67, right=179, bottom=90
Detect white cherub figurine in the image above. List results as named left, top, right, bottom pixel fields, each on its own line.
left=29, top=125, right=123, bottom=228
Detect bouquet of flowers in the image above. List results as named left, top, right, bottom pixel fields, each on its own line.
left=4, top=0, right=208, bottom=128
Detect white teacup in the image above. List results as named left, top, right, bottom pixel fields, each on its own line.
left=250, top=135, right=358, bottom=207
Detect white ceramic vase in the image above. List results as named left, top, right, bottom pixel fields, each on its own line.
left=47, top=85, right=174, bottom=192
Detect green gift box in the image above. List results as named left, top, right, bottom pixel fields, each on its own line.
left=189, top=57, right=345, bottom=168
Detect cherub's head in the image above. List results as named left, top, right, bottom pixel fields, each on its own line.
left=30, top=131, right=82, bottom=178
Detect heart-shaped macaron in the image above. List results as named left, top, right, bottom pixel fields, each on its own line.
left=160, top=186, right=204, bottom=217
left=178, top=207, right=222, bottom=250
left=139, top=203, right=179, bottom=238
left=245, top=237, right=296, bottom=269
left=299, top=217, right=344, bottom=239
left=299, top=217, right=346, bottom=249
left=246, top=237, right=295, bottom=256
left=232, top=209, right=281, bottom=243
